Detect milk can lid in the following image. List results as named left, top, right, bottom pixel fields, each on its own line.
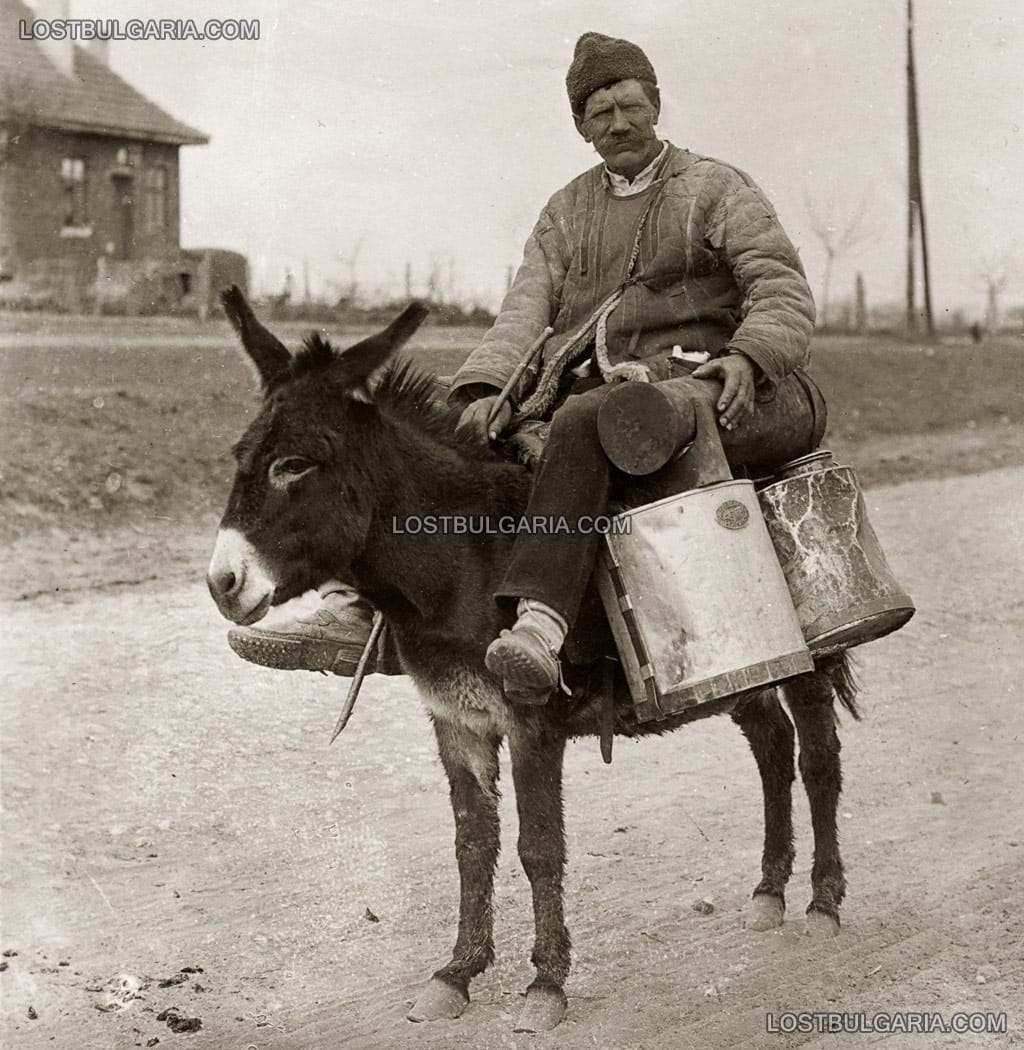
left=774, top=450, right=835, bottom=479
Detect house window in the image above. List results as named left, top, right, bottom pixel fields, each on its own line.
left=61, top=157, right=88, bottom=226
left=116, top=145, right=143, bottom=167
left=143, top=166, right=168, bottom=233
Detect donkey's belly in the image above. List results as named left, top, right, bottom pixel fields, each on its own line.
left=415, top=664, right=515, bottom=740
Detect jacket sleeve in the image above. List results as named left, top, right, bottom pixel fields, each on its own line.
left=704, top=169, right=815, bottom=386
left=449, top=203, right=570, bottom=406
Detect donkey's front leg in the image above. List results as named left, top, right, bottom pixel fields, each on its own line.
left=732, top=689, right=796, bottom=931
left=508, top=719, right=571, bottom=1033
left=785, top=671, right=846, bottom=937
left=408, top=717, right=501, bottom=1022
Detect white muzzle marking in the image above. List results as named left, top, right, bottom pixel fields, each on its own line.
left=207, top=527, right=277, bottom=624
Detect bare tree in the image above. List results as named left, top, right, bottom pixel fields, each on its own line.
left=426, top=252, right=459, bottom=306
left=803, top=193, right=873, bottom=329
left=335, top=233, right=367, bottom=305
left=977, top=254, right=1016, bottom=333
left=444, top=254, right=458, bottom=305
left=426, top=256, right=442, bottom=304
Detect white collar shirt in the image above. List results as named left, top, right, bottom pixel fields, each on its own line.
left=603, top=141, right=668, bottom=198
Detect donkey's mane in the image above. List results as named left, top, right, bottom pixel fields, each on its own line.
left=376, top=360, right=508, bottom=463
left=291, top=332, right=337, bottom=378
left=291, top=332, right=506, bottom=464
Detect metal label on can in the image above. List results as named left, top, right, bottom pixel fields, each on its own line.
left=715, top=499, right=750, bottom=529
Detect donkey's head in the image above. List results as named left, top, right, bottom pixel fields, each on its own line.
left=207, top=286, right=428, bottom=625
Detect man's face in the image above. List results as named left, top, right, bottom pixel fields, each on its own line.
left=576, top=78, right=661, bottom=179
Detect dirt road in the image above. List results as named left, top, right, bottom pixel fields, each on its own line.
left=2, top=467, right=1023, bottom=1049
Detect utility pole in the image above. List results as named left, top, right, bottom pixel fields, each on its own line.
left=906, top=0, right=935, bottom=337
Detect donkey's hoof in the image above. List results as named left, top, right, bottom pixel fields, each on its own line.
left=746, top=894, right=785, bottom=931
left=513, top=983, right=567, bottom=1032
left=407, top=976, right=469, bottom=1022
left=804, top=908, right=841, bottom=939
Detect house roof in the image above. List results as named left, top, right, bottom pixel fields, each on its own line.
left=0, top=0, right=208, bottom=145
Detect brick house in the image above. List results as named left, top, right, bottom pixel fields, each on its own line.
left=0, top=0, right=245, bottom=313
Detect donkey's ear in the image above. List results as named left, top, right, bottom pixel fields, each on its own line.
left=220, top=285, right=291, bottom=388
left=337, top=302, right=429, bottom=392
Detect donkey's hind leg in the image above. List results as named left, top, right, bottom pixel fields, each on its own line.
left=508, top=720, right=571, bottom=1033
left=732, top=688, right=796, bottom=931
left=784, top=670, right=846, bottom=937
left=408, top=716, right=501, bottom=1022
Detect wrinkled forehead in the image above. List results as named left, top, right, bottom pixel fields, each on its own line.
left=582, top=78, right=651, bottom=118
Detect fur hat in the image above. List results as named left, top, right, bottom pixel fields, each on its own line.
left=565, top=32, right=657, bottom=115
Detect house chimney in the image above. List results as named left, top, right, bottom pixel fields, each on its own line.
left=31, top=0, right=74, bottom=78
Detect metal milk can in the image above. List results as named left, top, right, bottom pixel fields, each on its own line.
left=596, top=479, right=814, bottom=723
left=756, top=451, right=915, bottom=653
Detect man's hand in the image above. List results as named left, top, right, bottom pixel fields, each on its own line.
left=456, top=395, right=513, bottom=443
left=691, top=354, right=757, bottom=431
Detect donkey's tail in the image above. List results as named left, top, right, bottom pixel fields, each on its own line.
left=816, top=650, right=861, bottom=721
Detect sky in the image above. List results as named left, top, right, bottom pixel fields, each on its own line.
left=23, top=0, right=1024, bottom=316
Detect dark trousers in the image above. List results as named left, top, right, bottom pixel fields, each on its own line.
left=495, top=370, right=825, bottom=626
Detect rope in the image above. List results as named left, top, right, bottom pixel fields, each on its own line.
left=593, top=292, right=650, bottom=384
left=514, top=179, right=664, bottom=420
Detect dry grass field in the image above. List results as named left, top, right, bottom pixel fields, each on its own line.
left=1, top=312, right=1021, bottom=552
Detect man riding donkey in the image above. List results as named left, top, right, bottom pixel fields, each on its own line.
left=229, top=32, right=825, bottom=701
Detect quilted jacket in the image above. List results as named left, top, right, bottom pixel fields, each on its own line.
left=450, top=143, right=815, bottom=407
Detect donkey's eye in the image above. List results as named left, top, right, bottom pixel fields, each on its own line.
left=269, top=456, right=316, bottom=483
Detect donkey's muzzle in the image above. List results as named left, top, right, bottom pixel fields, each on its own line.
left=207, top=528, right=276, bottom=624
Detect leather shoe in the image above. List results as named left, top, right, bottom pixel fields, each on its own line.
left=229, top=601, right=375, bottom=676
left=485, top=626, right=560, bottom=704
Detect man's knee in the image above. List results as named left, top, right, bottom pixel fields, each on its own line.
left=550, top=384, right=606, bottom=436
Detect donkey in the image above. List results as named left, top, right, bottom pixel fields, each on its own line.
left=207, top=288, right=859, bottom=1033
